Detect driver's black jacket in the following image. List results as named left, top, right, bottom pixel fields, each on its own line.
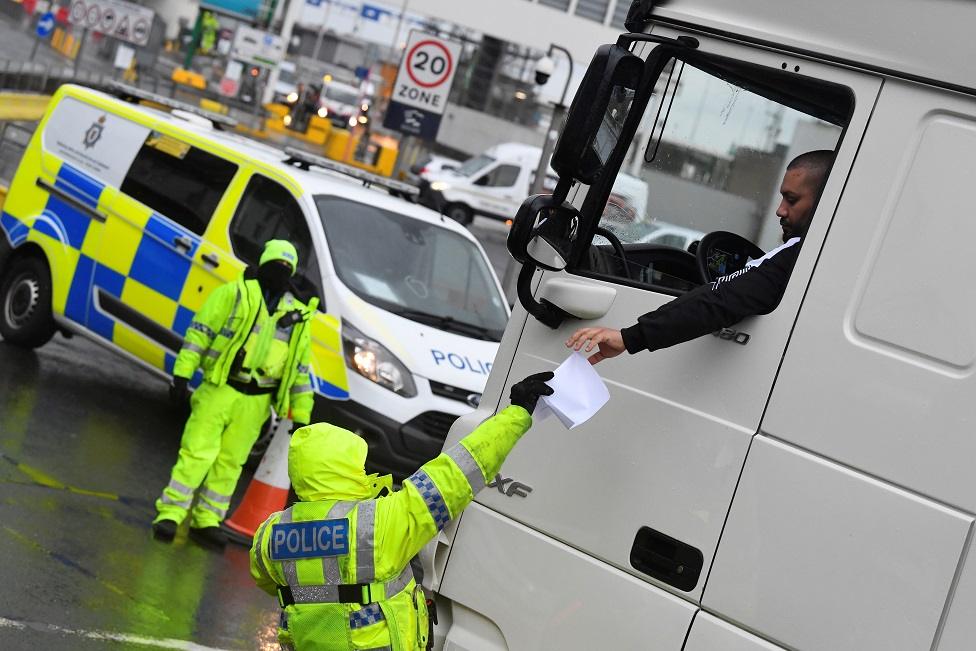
left=620, top=237, right=801, bottom=353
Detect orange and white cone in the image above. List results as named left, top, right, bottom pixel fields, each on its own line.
left=223, top=418, right=292, bottom=545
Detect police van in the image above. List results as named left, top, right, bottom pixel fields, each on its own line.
left=0, top=83, right=509, bottom=478
left=426, top=0, right=976, bottom=649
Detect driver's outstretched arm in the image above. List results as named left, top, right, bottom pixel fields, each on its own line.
left=621, top=240, right=801, bottom=353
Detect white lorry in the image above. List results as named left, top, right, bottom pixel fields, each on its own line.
left=424, top=1, right=976, bottom=649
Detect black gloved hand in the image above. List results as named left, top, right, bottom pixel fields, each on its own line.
left=509, top=371, right=555, bottom=413
left=169, top=376, right=189, bottom=404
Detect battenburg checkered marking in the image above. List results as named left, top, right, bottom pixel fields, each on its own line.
left=349, top=602, right=384, bottom=629
left=408, top=469, right=450, bottom=531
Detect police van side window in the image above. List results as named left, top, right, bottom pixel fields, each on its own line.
left=120, top=132, right=237, bottom=235
left=229, top=174, right=324, bottom=301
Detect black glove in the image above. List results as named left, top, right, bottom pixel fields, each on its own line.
left=509, top=371, right=554, bottom=413
left=169, top=376, right=189, bottom=404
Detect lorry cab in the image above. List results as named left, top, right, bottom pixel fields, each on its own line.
left=427, top=1, right=976, bottom=649
left=0, top=83, right=509, bottom=479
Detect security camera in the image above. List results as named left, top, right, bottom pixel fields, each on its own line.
left=534, top=55, right=554, bottom=85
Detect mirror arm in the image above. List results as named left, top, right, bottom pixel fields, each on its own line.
left=616, top=32, right=700, bottom=50
left=517, top=263, right=572, bottom=329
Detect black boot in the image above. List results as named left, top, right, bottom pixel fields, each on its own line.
left=152, top=519, right=178, bottom=542
left=189, top=526, right=227, bottom=550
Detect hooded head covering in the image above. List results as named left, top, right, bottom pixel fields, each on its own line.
left=259, top=239, right=298, bottom=275
left=289, top=423, right=391, bottom=501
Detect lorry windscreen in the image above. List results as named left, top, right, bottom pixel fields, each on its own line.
left=316, top=196, right=508, bottom=341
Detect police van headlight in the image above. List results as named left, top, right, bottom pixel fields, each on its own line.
left=430, top=181, right=450, bottom=192
left=342, top=321, right=417, bottom=397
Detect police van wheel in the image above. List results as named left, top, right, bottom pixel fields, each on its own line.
left=0, top=256, right=56, bottom=349
left=445, top=203, right=473, bottom=226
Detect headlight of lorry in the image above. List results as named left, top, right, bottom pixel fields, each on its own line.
left=430, top=181, right=450, bottom=192
left=342, top=321, right=417, bottom=397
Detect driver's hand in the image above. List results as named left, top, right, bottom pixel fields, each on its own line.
left=566, top=327, right=625, bottom=365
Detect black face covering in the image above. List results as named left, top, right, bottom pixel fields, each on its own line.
left=257, top=261, right=292, bottom=295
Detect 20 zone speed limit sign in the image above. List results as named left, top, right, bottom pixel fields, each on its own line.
left=384, top=31, right=462, bottom=140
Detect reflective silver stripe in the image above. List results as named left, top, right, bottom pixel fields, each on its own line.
left=349, top=602, right=384, bottom=629
left=407, top=469, right=451, bottom=531
left=356, top=500, right=376, bottom=583
left=256, top=377, right=280, bottom=388
left=167, top=478, right=194, bottom=495
left=323, top=501, right=356, bottom=585
left=229, top=287, right=241, bottom=322
left=254, top=514, right=278, bottom=583
left=446, top=443, right=486, bottom=494
left=196, top=499, right=227, bottom=518
left=181, top=342, right=205, bottom=355
left=297, top=364, right=310, bottom=374
left=290, top=384, right=313, bottom=394
left=275, top=329, right=291, bottom=342
left=189, top=322, right=216, bottom=338
left=384, top=565, right=413, bottom=599
left=160, top=493, right=192, bottom=509
left=251, top=324, right=262, bottom=335
left=286, top=565, right=413, bottom=605
left=220, top=327, right=235, bottom=338
left=279, top=508, right=299, bottom=588
left=199, top=487, right=231, bottom=504
left=289, top=584, right=342, bottom=603
left=205, top=349, right=220, bottom=359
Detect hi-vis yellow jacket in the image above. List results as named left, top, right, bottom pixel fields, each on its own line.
left=175, top=275, right=315, bottom=424
left=250, top=406, right=532, bottom=650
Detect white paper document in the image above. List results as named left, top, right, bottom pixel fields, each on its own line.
left=534, top=352, right=610, bottom=429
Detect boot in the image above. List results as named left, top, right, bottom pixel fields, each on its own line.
left=189, top=526, right=227, bottom=550
left=152, top=519, right=178, bottom=542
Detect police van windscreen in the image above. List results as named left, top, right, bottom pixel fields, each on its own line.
left=315, top=196, right=508, bottom=341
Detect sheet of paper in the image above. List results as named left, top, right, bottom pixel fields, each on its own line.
left=534, top=351, right=610, bottom=429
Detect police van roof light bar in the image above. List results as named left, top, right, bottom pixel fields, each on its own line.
left=282, top=147, right=419, bottom=197
left=104, top=81, right=238, bottom=130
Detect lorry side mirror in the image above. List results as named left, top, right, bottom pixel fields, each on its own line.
left=508, top=194, right=580, bottom=271
left=551, top=44, right=645, bottom=184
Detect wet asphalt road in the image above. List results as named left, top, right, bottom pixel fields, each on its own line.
left=0, top=334, right=280, bottom=650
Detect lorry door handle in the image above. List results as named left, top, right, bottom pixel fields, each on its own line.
left=630, top=526, right=703, bottom=592
left=201, top=252, right=220, bottom=268
left=538, top=277, right=617, bottom=320
left=173, top=235, right=193, bottom=252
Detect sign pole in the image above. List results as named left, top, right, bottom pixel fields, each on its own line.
left=73, top=27, right=88, bottom=77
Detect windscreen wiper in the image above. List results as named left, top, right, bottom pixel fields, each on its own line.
left=392, top=308, right=498, bottom=341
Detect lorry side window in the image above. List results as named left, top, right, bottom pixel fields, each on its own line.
left=474, top=164, right=520, bottom=188
left=120, top=132, right=236, bottom=235
left=580, top=56, right=848, bottom=292
left=229, top=174, right=324, bottom=302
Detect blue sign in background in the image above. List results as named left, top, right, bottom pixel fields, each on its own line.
left=36, top=11, right=55, bottom=37
left=201, top=0, right=263, bottom=20
left=383, top=100, right=442, bottom=140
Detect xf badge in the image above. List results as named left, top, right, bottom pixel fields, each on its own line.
left=487, top=474, right=532, bottom=498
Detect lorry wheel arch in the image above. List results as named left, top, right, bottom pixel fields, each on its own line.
left=0, top=248, right=57, bottom=349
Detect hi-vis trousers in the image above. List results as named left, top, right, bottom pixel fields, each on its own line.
left=154, top=382, right=271, bottom=528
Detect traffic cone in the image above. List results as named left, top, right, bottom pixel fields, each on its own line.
left=222, top=418, right=292, bottom=545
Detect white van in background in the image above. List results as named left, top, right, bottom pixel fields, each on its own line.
left=420, top=142, right=648, bottom=227
left=419, top=143, right=551, bottom=225
left=424, top=1, right=976, bottom=650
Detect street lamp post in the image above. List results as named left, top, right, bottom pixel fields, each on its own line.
left=528, top=43, right=573, bottom=196
left=501, top=43, right=574, bottom=304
